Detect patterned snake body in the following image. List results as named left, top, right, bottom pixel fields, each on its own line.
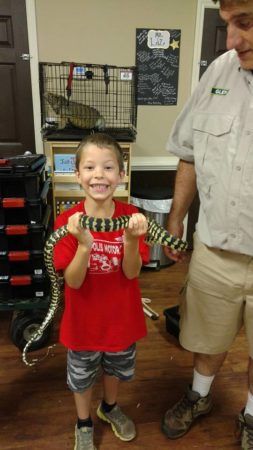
left=22, top=215, right=187, bottom=366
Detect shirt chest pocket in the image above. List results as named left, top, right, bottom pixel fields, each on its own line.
left=192, top=113, right=234, bottom=184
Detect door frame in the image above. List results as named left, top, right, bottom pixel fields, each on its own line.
left=25, top=0, right=43, bottom=154
left=191, top=0, right=219, bottom=92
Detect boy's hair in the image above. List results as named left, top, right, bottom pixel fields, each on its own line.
left=212, top=0, right=249, bottom=5
left=75, top=133, right=124, bottom=172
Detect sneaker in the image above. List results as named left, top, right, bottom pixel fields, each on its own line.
left=97, top=403, right=136, bottom=441
left=162, top=385, right=213, bottom=439
left=237, top=409, right=253, bottom=450
left=74, top=425, right=97, bottom=450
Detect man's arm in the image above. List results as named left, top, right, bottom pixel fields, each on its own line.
left=165, top=159, right=197, bottom=261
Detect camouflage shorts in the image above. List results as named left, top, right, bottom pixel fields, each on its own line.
left=67, top=343, right=136, bottom=393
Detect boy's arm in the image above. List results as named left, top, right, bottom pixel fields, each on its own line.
left=122, top=213, right=148, bottom=279
left=64, top=243, right=91, bottom=289
left=63, top=212, right=93, bottom=289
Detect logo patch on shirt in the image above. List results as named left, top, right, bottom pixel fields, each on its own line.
left=211, top=87, right=229, bottom=95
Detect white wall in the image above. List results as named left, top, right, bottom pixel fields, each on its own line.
left=34, top=0, right=198, bottom=162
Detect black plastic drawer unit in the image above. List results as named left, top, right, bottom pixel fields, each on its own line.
left=0, top=156, right=46, bottom=200
left=0, top=154, right=46, bottom=173
left=0, top=274, right=50, bottom=302
left=0, top=250, right=45, bottom=276
left=0, top=179, right=50, bottom=225
left=0, top=205, right=51, bottom=251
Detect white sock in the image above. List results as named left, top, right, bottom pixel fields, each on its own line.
left=192, top=368, right=215, bottom=397
left=245, top=391, right=253, bottom=417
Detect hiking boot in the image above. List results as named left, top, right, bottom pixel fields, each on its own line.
left=162, top=385, right=213, bottom=439
left=237, top=409, right=253, bottom=450
left=97, top=403, right=136, bottom=441
left=74, top=425, right=97, bottom=450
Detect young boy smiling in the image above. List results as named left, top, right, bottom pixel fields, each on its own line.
left=53, top=133, right=149, bottom=450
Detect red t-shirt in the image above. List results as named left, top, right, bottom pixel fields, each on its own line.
left=53, top=200, right=150, bottom=352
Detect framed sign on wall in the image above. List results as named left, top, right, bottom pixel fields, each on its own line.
left=136, top=28, right=181, bottom=105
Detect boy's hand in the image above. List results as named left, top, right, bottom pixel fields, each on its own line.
left=124, top=213, right=148, bottom=241
left=67, top=212, right=93, bottom=250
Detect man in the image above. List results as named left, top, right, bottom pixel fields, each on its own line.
left=162, top=1, right=253, bottom=449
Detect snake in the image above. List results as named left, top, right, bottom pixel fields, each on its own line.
left=22, top=214, right=188, bottom=366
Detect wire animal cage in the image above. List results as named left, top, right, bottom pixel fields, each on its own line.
left=39, top=62, right=137, bottom=142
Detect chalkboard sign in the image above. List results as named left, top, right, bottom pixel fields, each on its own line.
left=136, top=28, right=181, bottom=105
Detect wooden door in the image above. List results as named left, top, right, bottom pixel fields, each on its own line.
left=199, top=8, right=227, bottom=79
left=187, top=7, right=227, bottom=248
left=0, top=0, right=35, bottom=157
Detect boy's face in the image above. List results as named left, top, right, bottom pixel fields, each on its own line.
left=220, top=0, right=253, bottom=69
left=76, top=144, right=124, bottom=201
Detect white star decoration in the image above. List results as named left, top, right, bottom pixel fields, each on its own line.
left=170, top=39, right=179, bottom=50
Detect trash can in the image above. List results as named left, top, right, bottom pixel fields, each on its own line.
left=131, top=186, right=174, bottom=270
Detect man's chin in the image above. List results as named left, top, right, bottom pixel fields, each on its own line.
left=240, top=62, right=253, bottom=71
left=238, top=53, right=253, bottom=71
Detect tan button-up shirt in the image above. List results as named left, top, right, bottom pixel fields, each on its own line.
left=167, top=49, right=253, bottom=255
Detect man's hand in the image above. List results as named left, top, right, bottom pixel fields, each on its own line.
left=164, top=217, right=186, bottom=262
